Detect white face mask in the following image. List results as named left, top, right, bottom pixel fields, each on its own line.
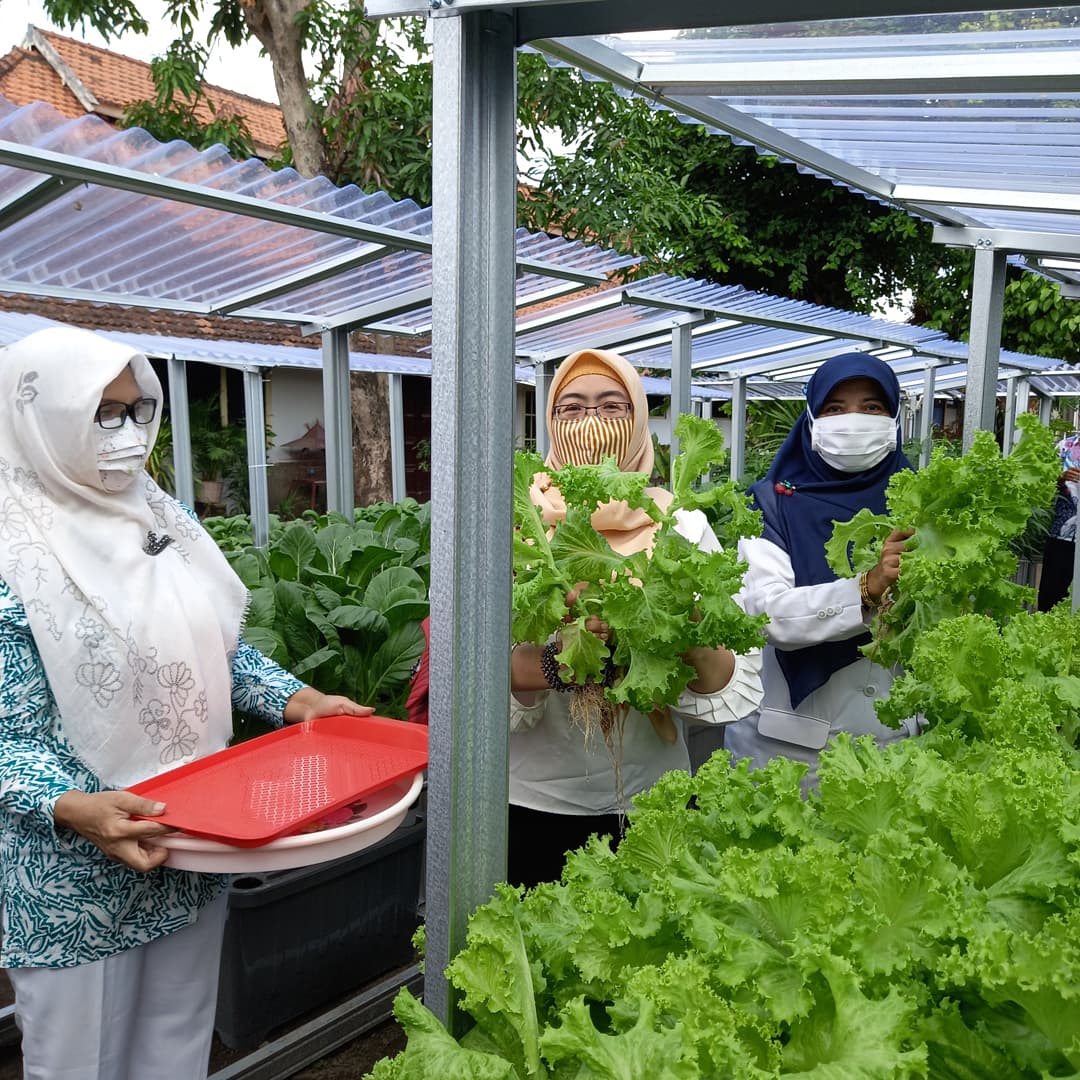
left=809, top=411, right=898, bottom=473
left=94, top=423, right=150, bottom=493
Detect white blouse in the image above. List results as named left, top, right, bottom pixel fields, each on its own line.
left=723, top=535, right=917, bottom=785
left=509, top=509, right=764, bottom=815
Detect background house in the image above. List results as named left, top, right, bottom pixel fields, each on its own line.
left=0, top=26, right=433, bottom=510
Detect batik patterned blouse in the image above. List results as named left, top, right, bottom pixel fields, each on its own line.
left=1049, top=433, right=1080, bottom=542
left=0, top=575, right=304, bottom=968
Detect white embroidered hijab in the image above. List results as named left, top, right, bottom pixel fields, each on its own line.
left=0, top=326, right=248, bottom=787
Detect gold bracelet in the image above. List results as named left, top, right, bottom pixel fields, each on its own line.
left=859, top=571, right=877, bottom=609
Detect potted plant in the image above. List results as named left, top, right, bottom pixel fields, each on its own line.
left=187, top=395, right=252, bottom=509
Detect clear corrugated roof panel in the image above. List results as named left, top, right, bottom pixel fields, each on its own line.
left=628, top=276, right=951, bottom=346
left=626, top=324, right=841, bottom=369
left=540, top=23, right=1080, bottom=247
left=918, top=338, right=1062, bottom=372
left=511, top=272, right=962, bottom=371
left=0, top=96, right=633, bottom=327
left=1032, top=372, right=1080, bottom=395
left=516, top=295, right=691, bottom=359
left=506, top=268, right=1072, bottom=382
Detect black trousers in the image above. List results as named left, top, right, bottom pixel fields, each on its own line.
left=506, top=804, right=625, bottom=890
left=1038, top=536, right=1075, bottom=612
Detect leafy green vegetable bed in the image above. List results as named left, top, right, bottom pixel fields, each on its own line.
left=377, top=720, right=1080, bottom=1079
left=371, top=421, right=1080, bottom=1079
left=210, top=501, right=430, bottom=726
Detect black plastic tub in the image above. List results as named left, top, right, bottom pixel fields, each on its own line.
left=214, top=808, right=425, bottom=1050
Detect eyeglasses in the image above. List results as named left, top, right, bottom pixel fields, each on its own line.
left=552, top=402, right=632, bottom=421
left=94, top=397, right=158, bottom=430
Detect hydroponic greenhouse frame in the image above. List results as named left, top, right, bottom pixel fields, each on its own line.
left=360, top=0, right=1080, bottom=1025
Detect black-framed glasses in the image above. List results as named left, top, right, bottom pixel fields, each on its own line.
left=552, top=401, right=632, bottom=421
left=94, top=397, right=158, bottom=430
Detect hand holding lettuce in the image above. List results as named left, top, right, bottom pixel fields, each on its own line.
left=825, top=413, right=1059, bottom=674
left=512, top=413, right=766, bottom=717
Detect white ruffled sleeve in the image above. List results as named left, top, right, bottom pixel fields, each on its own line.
left=669, top=508, right=764, bottom=725
left=670, top=648, right=764, bottom=727
left=510, top=688, right=551, bottom=732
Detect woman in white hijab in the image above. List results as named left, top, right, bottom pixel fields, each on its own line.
left=507, top=348, right=763, bottom=889
left=0, top=326, right=370, bottom=1080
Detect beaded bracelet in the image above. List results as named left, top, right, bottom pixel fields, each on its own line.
left=540, top=640, right=574, bottom=692
left=540, top=640, right=619, bottom=692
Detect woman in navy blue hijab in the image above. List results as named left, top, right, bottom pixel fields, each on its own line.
left=724, top=352, right=917, bottom=785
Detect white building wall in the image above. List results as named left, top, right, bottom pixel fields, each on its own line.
left=265, top=368, right=324, bottom=463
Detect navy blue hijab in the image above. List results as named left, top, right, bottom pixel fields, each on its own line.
left=748, top=353, right=911, bottom=708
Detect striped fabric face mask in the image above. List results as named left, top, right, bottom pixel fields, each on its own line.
left=550, top=414, right=634, bottom=467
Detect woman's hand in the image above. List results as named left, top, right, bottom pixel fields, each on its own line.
left=53, top=790, right=173, bottom=872
left=509, top=581, right=613, bottom=697
left=283, top=687, right=375, bottom=725
left=864, top=528, right=915, bottom=604
left=1058, top=467, right=1080, bottom=493
left=683, top=644, right=737, bottom=694
left=564, top=580, right=609, bottom=645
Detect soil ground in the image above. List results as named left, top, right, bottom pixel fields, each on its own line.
left=0, top=970, right=407, bottom=1079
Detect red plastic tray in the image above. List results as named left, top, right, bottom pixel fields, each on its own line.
left=127, top=715, right=428, bottom=847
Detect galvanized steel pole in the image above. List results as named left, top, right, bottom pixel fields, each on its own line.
left=426, top=9, right=516, bottom=1031
left=535, top=360, right=553, bottom=459
left=918, top=363, right=936, bottom=468
left=669, top=322, right=692, bottom=466
left=321, top=327, right=354, bottom=519
left=962, top=245, right=1007, bottom=453
left=166, top=354, right=195, bottom=509
left=241, top=368, right=270, bottom=547
left=389, top=372, right=406, bottom=503
left=729, top=376, right=747, bottom=482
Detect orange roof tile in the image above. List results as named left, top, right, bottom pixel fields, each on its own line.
left=0, top=44, right=85, bottom=116
left=1, top=27, right=285, bottom=158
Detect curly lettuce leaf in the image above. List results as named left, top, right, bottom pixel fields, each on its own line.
left=917, top=998, right=1029, bottom=1080
left=826, top=416, right=1059, bottom=670
left=511, top=420, right=765, bottom=712
left=446, top=885, right=548, bottom=1080
left=367, top=988, right=521, bottom=1080
left=551, top=457, right=654, bottom=513
left=780, top=957, right=927, bottom=1078
left=540, top=997, right=697, bottom=1080
left=617, top=955, right=781, bottom=1079
left=547, top=505, right=627, bottom=589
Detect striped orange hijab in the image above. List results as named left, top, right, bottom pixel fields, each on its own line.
left=530, top=348, right=673, bottom=556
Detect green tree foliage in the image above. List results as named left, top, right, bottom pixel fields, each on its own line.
left=299, top=7, right=432, bottom=203
left=120, top=35, right=256, bottom=159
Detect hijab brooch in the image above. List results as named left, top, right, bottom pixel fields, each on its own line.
left=773, top=481, right=796, bottom=497
left=143, top=530, right=174, bottom=556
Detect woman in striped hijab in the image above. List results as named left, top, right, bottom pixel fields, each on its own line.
left=508, top=348, right=763, bottom=889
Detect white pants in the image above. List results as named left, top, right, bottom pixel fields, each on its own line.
left=8, top=892, right=228, bottom=1080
